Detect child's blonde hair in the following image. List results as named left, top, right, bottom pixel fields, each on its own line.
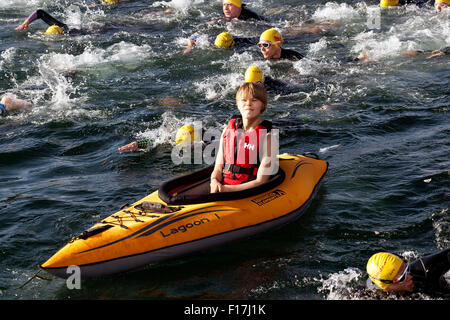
left=235, top=82, right=268, bottom=113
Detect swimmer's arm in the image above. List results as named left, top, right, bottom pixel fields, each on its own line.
left=118, top=140, right=151, bottom=152
left=15, top=11, right=38, bottom=30
left=0, top=95, right=32, bottom=115
left=16, top=10, right=68, bottom=32
left=402, top=50, right=424, bottom=57
left=183, top=39, right=196, bottom=54
left=183, top=35, right=212, bottom=55
left=426, top=46, right=450, bottom=59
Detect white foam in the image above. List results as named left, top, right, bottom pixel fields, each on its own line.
left=312, top=2, right=362, bottom=22
left=316, top=267, right=364, bottom=300
left=351, top=6, right=450, bottom=60
left=153, top=0, right=206, bottom=11
left=193, top=72, right=242, bottom=100
left=319, top=144, right=340, bottom=154
left=135, top=111, right=204, bottom=148
left=43, top=41, right=154, bottom=73
left=0, top=0, right=42, bottom=8
left=431, top=208, right=450, bottom=250
left=0, top=47, right=18, bottom=69
left=309, top=38, right=328, bottom=55
left=192, top=52, right=258, bottom=100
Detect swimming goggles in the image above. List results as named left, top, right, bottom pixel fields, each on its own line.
left=258, top=41, right=280, bottom=49
left=370, top=263, right=410, bottom=285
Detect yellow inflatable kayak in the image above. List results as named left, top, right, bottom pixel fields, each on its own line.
left=41, top=153, right=328, bottom=278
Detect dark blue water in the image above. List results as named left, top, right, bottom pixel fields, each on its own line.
left=0, top=0, right=449, bottom=300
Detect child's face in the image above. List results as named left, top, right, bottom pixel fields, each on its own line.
left=237, top=94, right=264, bottom=121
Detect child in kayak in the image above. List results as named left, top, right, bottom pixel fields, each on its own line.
left=210, top=82, right=278, bottom=193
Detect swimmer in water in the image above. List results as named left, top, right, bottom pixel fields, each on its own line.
left=380, top=0, right=449, bottom=12
left=0, top=95, right=33, bottom=117
left=15, top=9, right=87, bottom=35
left=402, top=46, right=450, bottom=59
left=258, top=29, right=304, bottom=61
left=15, top=9, right=68, bottom=34
left=15, top=8, right=119, bottom=36
left=244, top=65, right=305, bottom=95
left=88, top=0, right=121, bottom=8
left=183, top=32, right=257, bottom=55
left=207, top=0, right=266, bottom=25
left=366, top=249, right=450, bottom=295
left=434, top=0, right=450, bottom=11
left=118, top=124, right=203, bottom=152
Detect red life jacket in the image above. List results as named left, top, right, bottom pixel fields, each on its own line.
left=222, top=115, right=272, bottom=185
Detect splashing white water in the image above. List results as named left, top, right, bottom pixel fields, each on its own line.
left=431, top=208, right=450, bottom=250
left=133, top=111, right=204, bottom=149
left=317, top=267, right=365, bottom=300
left=312, top=2, right=363, bottom=22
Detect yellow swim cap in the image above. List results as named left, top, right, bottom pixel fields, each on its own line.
left=245, top=66, right=264, bottom=84
left=437, top=0, right=450, bottom=4
left=260, top=28, right=283, bottom=48
left=102, top=0, right=119, bottom=4
left=223, top=0, right=242, bottom=8
left=45, top=25, right=63, bottom=35
left=214, top=32, right=235, bottom=48
left=380, top=0, right=399, bottom=7
left=366, top=252, right=404, bottom=290
left=175, top=125, right=199, bottom=145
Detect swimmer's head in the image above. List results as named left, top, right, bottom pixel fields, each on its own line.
left=380, top=0, right=399, bottom=7
left=435, top=0, right=450, bottom=12
left=175, top=124, right=199, bottom=146
left=259, top=28, right=283, bottom=48
left=102, top=0, right=119, bottom=4
left=223, top=0, right=242, bottom=8
left=45, top=25, right=63, bottom=35
left=223, top=0, right=242, bottom=18
left=366, top=252, right=404, bottom=290
left=245, top=66, right=264, bottom=84
left=214, top=32, right=235, bottom=48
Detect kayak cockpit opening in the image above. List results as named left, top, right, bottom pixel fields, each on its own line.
left=158, top=164, right=286, bottom=205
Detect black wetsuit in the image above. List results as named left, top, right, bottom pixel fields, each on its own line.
left=279, top=48, right=304, bottom=61
left=214, top=4, right=266, bottom=23
left=407, top=248, right=450, bottom=294
left=399, top=0, right=435, bottom=7
left=236, top=4, right=265, bottom=21
left=264, top=76, right=315, bottom=95
left=263, top=77, right=296, bottom=94
left=439, top=46, right=450, bottom=55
